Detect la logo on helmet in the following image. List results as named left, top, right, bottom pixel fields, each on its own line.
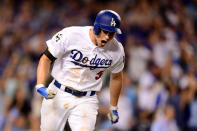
left=111, top=18, right=116, bottom=27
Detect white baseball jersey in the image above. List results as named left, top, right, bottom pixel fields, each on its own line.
left=46, top=26, right=125, bottom=91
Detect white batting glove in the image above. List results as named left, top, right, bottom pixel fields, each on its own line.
left=36, top=84, right=57, bottom=99
left=107, top=106, right=119, bottom=124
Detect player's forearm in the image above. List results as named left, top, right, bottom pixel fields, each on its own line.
left=109, top=71, right=123, bottom=106
left=37, top=55, right=52, bottom=85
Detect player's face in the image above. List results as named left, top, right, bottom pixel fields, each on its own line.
left=95, top=29, right=115, bottom=47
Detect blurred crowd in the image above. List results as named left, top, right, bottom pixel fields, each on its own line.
left=0, top=0, right=197, bottom=131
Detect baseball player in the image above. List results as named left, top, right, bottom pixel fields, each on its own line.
left=35, top=9, right=125, bottom=131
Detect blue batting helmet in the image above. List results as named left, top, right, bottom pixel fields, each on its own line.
left=93, top=10, right=122, bottom=35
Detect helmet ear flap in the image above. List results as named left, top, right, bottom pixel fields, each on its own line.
left=93, top=24, right=101, bottom=35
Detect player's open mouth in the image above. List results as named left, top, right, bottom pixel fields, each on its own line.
left=101, top=40, right=107, bottom=44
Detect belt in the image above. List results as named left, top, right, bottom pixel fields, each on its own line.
left=54, top=80, right=96, bottom=97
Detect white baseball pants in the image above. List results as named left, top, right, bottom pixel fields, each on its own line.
left=40, top=81, right=99, bottom=131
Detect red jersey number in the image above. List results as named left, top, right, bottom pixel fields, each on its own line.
left=95, top=71, right=104, bottom=80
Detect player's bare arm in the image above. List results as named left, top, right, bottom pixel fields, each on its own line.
left=37, top=54, right=52, bottom=85
left=107, top=71, right=123, bottom=124
left=36, top=50, right=57, bottom=99
left=109, top=71, right=123, bottom=106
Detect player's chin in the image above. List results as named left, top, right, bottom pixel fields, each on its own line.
left=100, top=43, right=105, bottom=47
left=97, top=44, right=105, bottom=47
left=96, top=42, right=105, bottom=47
left=100, top=40, right=107, bottom=47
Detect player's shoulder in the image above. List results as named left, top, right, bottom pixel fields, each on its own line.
left=109, top=38, right=124, bottom=53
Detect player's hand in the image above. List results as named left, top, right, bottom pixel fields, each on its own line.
left=36, top=84, right=57, bottom=99
left=107, top=106, right=119, bottom=124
